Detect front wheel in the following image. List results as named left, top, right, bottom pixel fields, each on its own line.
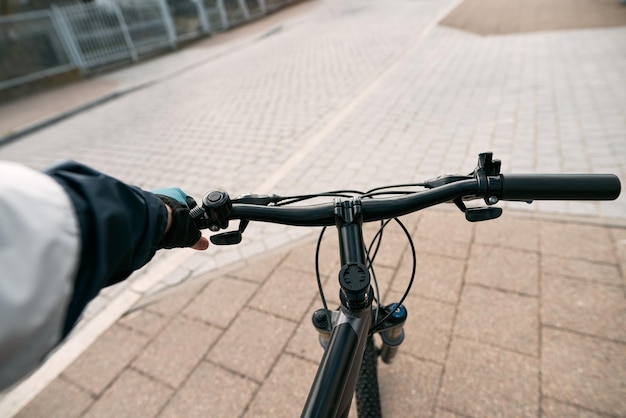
left=355, top=336, right=382, bottom=417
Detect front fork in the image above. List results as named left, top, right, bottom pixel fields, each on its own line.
left=312, top=303, right=407, bottom=364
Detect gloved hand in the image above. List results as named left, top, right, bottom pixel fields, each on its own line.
left=152, top=187, right=208, bottom=250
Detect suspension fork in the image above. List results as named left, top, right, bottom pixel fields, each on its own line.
left=302, top=198, right=373, bottom=418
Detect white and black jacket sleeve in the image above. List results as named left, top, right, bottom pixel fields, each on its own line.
left=0, top=161, right=167, bottom=390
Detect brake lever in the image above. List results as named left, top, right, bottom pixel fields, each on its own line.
left=210, top=220, right=249, bottom=245
left=209, top=193, right=277, bottom=245
left=427, top=153, right=505, bottom=222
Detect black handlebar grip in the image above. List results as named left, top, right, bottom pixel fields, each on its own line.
left=500, top=174, right=621, bottom=201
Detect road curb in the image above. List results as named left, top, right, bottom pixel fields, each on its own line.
left=0, top=84, right=154, bottom=147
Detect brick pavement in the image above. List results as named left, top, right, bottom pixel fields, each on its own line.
left=0, top=0, right=625, bottom=415
left=14, top=210, right=626, bottom=417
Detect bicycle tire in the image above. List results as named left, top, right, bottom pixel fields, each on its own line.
left=355, top=336, right=382, bottom=417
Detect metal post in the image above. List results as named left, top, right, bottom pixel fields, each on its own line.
left=216, top=0, right=228, bottom=30
left=156, top=0, right=177, bottom=48
left=192, top=0, right=211, bottom=33
left=258, top=0, right=266, bottom=15
left=50, top=5, right=87, bottom=74
left=111, top=1, right=138, bottom=61
left=237, top=0, right=250, bottom=20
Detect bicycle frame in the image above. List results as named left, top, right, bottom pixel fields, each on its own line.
left=301, top=197, right=374, bottom=417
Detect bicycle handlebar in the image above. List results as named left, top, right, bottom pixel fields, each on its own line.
left=230, top=179, right=478, bottom=227
left=191, top=153, right=621, bottom=233
left=203, top=174, right=620, bottom=228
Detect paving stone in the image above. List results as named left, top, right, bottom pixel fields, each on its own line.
left=540, top=222, right=616, bottom=264
left=158, top=266, right=192, bottom=288
left=387, top=290, right=455, bottom=364
left=542, top=275, right=626, bottom=342
left=611, top=228, right=626, bottom=261
left=132, top=316, right=221, bottom=388
left=412, top=235, right=471, bottom=260
left=144, top=279, right=209, bottom=317
left=248, top=264, right=321, bottom=321
left=118, top=309, right=169, bottom=338
left=370, top=265, right=397, bottom=302
left=62, top=324, right=149, bottom=395
left=542, top=328, right=626, bottom=416
left=474, top=216, right=540, bottom=252
left=400, top=213, right=421, bottom=234
left=541, top=255, right=622, bottom=286
left=413, top=210, right=474, bottom=259
left=362, top=220, right=411, bottom=268
left=434, top=409, right=465, bottom=418
left=82, top=369, right=172, bottom=418
left=15, top=376, right=94, bottom=418
left=209, top=246, right=249, bottom=271
left=209, top=308, right=297, bottom=382
left=238, top=238, right=270, bottom=260
left=454, top=285, right=538, bottom=356
left=541, top=397, right=609, bottom=418
left=310, top=230, right=342, bottom=278
left=229, top=251, right=287, bottom=283
left=378, top=353, right=443, bottom=417
left=285, top=303, right=326, bottom=364
left=414, top=210, right=474, bottom=246
left=392, top=252, right=465, bottom=304
left=466, top=244, right=539, bottom=295
left=160, top=361, right=258, bottom=417
left=280, top=240, right=324, bottom=276
left=182, top=276, right=259, bottom=328
left=179, top=252, right=218, bottom=279
left=438, top=337, right=539, bottom=417
left=263, top=228, right=309, bottom=255
left=244, top=354, right=318, bottom=417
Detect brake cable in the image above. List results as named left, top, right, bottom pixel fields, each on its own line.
left=370, top=217, right=416, bottom=333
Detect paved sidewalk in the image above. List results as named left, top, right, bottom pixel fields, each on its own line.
left=14, top=209, right=626, bottom=417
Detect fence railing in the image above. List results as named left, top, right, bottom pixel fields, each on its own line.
left=0, top=0, right=295, bottom=91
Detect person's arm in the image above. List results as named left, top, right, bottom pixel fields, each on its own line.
left=44, top=161, right=173, bottom=334
left=0, top=161, right=205, bottom=390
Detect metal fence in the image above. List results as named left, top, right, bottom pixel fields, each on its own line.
left=0, top=0, right=294, bottom=91
left=0, top=9, right=74, bottom=89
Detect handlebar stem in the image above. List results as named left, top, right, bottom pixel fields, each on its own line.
left=334, top=198, right=371, bottom=311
